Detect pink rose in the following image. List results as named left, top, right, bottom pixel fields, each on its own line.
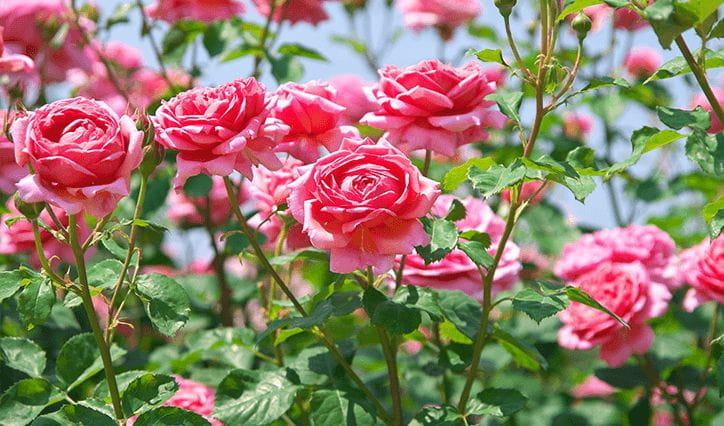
left=558, top=262, right=670, bottom=367
left=289, top=137, right=440, bottom=273
left=328, top=74, right=378, bottom=125
left=575, top=5, right=611, bottom=32
left=0, top=111, right=27, bottom=193
left=690, top=87, right=723, bottom=134
left=252, top=0, right=329, bottom=26
left=147, top=0, right=245, bottom=23
left=11, top=97, right=143, bottom=217
left=399, top=195, right=521, bottom=299
left=674, top=240, right=708, bottom=287
left=362, top=60, right=506, bottom=157
left=571, top=376, right=617, bottom=399
left=481, top=66, right=506, bottom=88
left=562, top=111, right=593, bottom=139
left=168, top=176, right=247, bottom=227
left=0, top=26, right=36, bottom=92
left=272, top=80, right=359, bottom=163
left=682, top=236, right=724, bottom=311
left=623, top=47, right=662, bottom=78
left=0, top=198, right=92, bottom=266
left=396, top=0, right=481, bottom=38
left=500, top=180, right=547, bottom=205
left=128, top=376, right=222, bottom=426
left=152, top=78, right=288, bottom=188
left=614, top=5, right=648, bottom=31
left=0, top=0, right=94, bottom=83
left=555, top=224, right=677, bottom=287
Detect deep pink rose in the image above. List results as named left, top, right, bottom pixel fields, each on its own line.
left=252, top=0, right=329, bottom=26
left=11, top=97, right=143, bottom=217
left=571, top=376, right=617, bottom=399
left=152, top=78, right=288, bottom=188
left=289, top=137, right=440, bottom=273
left=624, top=47, right=662, bottom=78
left=0, top=0, right=94, bottom=83
left=555, top=224, right=676, bottom=288
left=481, top=66, right=506, bottom=88
left=168, top=176, right=247, bottom=226
left=362, top=60, right=505, bottom=157
left=272, top=81, right=359, bottom=163
left=500, top=180, right=547, bottom=205
left=396, top=0, right=481, bottom=38
left=558, top=262, right=670, bottom=367
left=690, top=87, right=723, bottom=134
left=398, top=195, right=521, bottom=299
left=682, top=236, right=724, bottom=311
left=147, top=0, right=245, bottom=23
left=614, top=5, right=648, bottom=31
left=0, top=111, right=27, bottom=193
left=328, top=74, right=378, bottom=125
left=0, top=198, right=92, bottom=266
left=128, top=376, right=222, bottom=426
left=562, top=111, right=593, bottom=139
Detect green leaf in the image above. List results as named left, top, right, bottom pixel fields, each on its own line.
left=277, top=43, right=327, bottom=61
left=17, top=278, right=54, bottom=329
left=467, top=48, right=507, bottom=67
left=270, top=55, right=304, bottom=83
left=458, top=241, right=494, bottom=269
left=645, top=0, right=698, bottom=48
left=444, top=199, right=466, bottom=221
left=363, top=287, right=421, bottom=335
left=441, top=157, right=495, bottom=192
left=686, top=131, right=724, bottom=175
left=468, top=388, right=527, bottom=417
left=558, top=0, right=603, bottom=21
left=288, top=300, right=334, bottom=329
left=94, top=371, right=149, bottom=402
left=213, top=369, right=299, bottom=426
left=595, top=365, right=647, bottom=389
left=657, top=106, right=711, bottom=131
left=580, top=76, right=631, bottom=92
left=183, top=174, right=212, bottom=197
left=0, top=379, right=64, bottom=426
left=410, top=405, right=465, bottom=426
left=122, top=374, right=178, bottom=418
left=0, top=270, right=23, bottom=303
left=645, top=49, right=724, bottom=82
left=135, top=407, right=210, bottom=426
left=676, top=0, right=720, bottom=25
left=56, top=333, right=127, bottom=391
left=566, top=287, right=629, bottom=328
left=607, top=127, right=684, bottom=178
left=436, top=290, right=482, bottom=340
left=628, top=396, right=652, bottom=426
left=704, top=197, right=724, bottom=238
left=492, top=326, right=548, bottom=371
left=468, top=162, right=527, bottom=198
left=134, top=273, right=191, bottom=336
left=33, top=404, right=116, bottom=426
left=487, top=92, right=523, bottom=126
left=416, top=217, right=458, bottom=264
left=512, top=288, right=568, bottom=324
left=309, top=390, right=379, bottom=425
left=0, top=337, right=46, bottom=377
left=87, top=259, right=124, bottom=290
left=268, top=248, right=329, bottom=265
left=459, top=230, right=491, bottom=246
left=202, top=22, right=225, bottom=57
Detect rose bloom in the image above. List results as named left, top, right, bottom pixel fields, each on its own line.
left=562, top=111, right=593, bottom=139
left=168, top=176, right=247, bottom=227
left=690, top=87, right=724, bottom=134
left=252, top=0, right=329, bottom=26
left=0, top=198, right=92, bottom=266
left=614, top=5, right=648, bottom=31
left=0, top=26, right=36, bottom=91
left=681, top=236, right=724, bottom=311
left=623, top=47, right=662, bottom=78
left=289, top=137, right=439, bottom=273
left=577, top=5, right=611, bottom=32
left=399, top=195, right=521, bottom=299
left=500, top=180, right=547, bottom=205
left=0, top=111, right=26, bottom=193
left=11, top=97, right=143, bottom=217
left=396, top=0, right=481, bottom=39
left=362, top=60, right=506, bottom=157
left=481, top=65, right=506, bottom=88
left=571, top=376, right=617, bottom=399
left=0, top=0, right=94, bottom=83
left=127, top=376, right=222, bottom=426
left=555, top=224, right=676, bottom=288
left=328, top=74, right=378, bottom=125
left=272, top=81, right=359, bottom=163
left=147, top=0, right=245, bottom=23
left=558, top=262, right=670, bottom=367
left=152, top=78, right=288, bottom=188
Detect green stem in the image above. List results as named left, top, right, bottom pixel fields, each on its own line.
left=378, top=327, right=403, bottom=426
left=251, top=0, right=279, bottom=79
left=69, top=215, right=124, bottom=423
left=422, top=149, right=432, bottom=176
left=31, top=221, right=66, bottom=286
left=202, top=198, right=233, bottom=327
left=674, top=35, right=724, bottom=124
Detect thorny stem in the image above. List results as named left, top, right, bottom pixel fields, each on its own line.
left=673, top=36, right=724, bottom=124
left=69, top=215, right=124, bottom=424
left=222, top=177, right=391, bottom=423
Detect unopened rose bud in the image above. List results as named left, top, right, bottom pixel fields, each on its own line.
left=139, top=140, right=165, bottom=179
left=495, top=0, right=517, bottom=17
left=13, top=193, right=43, bottom=220
left=572, top=13, right=592, bottom=40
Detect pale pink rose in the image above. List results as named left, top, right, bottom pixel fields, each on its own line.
left=128, top=376, right=222, bottom=426
left=167, top=176, right=246, bottom=227
left=0, top=198, right=92, bottom=266
left=396, top=0, right=481, bottom=38
left=152, top=78, right=288, bottom=188
left=614, top=5, right=648, bottom=31
left=0, top=111, right=27, bottom=193
left=555, top=224, right=676, bottom=288
left=571, top=376, right=617, bottom=399
left=362, top=60, right=506, bottom=157
left=690, top=87, right=724, bottom=134
left=272, top=81, right=359, bottom=163
left=11, top=97, right=143, bottom=217
left=674, top=240, right=708, bottom=287
left=682, top=236, right=724, bottom=311
left=147, top=0, right=245, bottom=23
left=252, top=0, right=329, bottom=26
left=289, top=137, right=440, bottom=273
left=398, top=195, right=521, bottom=299
left=558, top=262, right=670, bottom=367
left=500, top=180, right=547, bottom=205
left=328, top=74, right=378, bottom=125
left=0, top=26, right=36, bottom=91
left=0, top=0, right=94, bottom=83
left=562, top=111, right=593, bottom=139
left=624, top=47, right=662, bottom=78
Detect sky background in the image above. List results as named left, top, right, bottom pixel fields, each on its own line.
left=98, top=0, right=719, bottom=241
